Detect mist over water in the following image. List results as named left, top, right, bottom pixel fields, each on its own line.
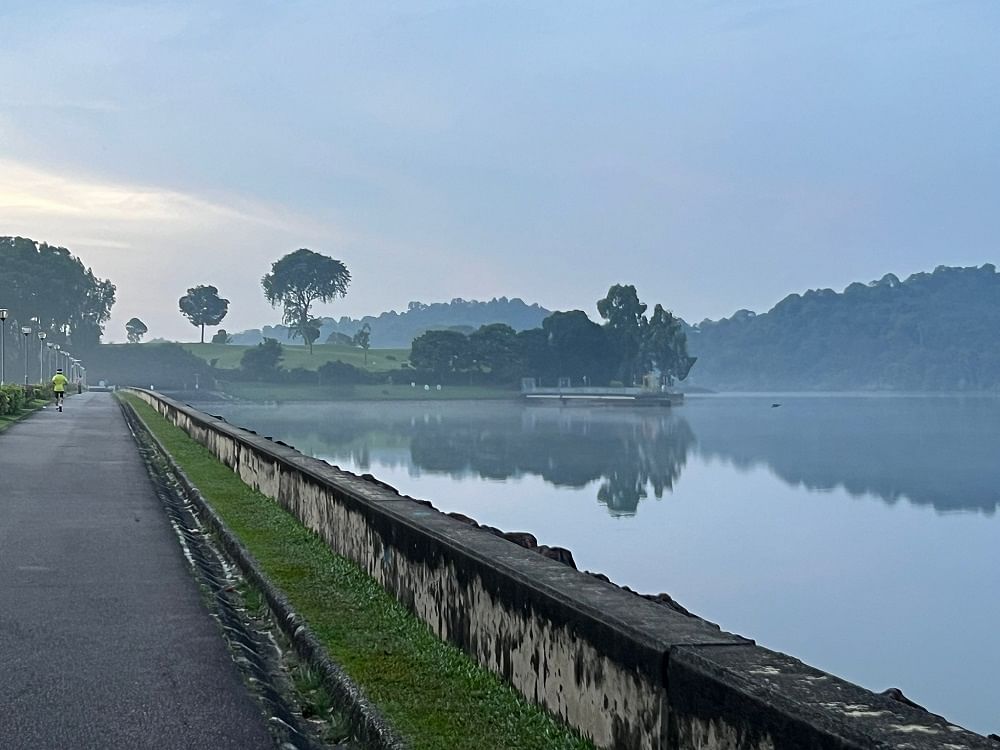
left=209, top=394, right=999, bottom=734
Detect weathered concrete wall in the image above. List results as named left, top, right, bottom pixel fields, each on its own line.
left=128, top=390, right=994, bottom=750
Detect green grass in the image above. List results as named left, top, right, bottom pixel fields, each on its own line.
left=219, top=382, right=518, bottom=402
left=180, top=342, right=410, bottom=373
left=0, top=399, right=51, bottom=433
left=122, top=394, right=592, bottom=750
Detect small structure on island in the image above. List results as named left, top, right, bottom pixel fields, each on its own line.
left=520, top=375, right=684, bottom=407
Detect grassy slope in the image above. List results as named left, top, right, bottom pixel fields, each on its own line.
left=180, top=342, right=411, bottom=372
left=122, top=394, right=590, bottom=750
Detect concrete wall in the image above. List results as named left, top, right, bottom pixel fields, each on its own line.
left=128, top=390, right=993, bottom=750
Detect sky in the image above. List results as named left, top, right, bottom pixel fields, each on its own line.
left=1, top=0, right=998, bottom=342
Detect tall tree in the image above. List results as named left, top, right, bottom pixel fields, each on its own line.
left=353, top=322, right=371, bottom=364
left=643, top=304, right=695, bottom=385
left=542, top=310, right=615, bottom=385
left=262, top=248, right=350, bottom=354
left=597, top=284, right=647, bottom=385
left=0, top=236, right=116, bottom=349
left=179, top=285, right=229, bottom=343
left=125, top=317, right=148, bottom=344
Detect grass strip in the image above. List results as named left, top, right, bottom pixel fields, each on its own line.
left=0, top=399, right=51, bottom=434
left=122, top=394, right=592, bottom=750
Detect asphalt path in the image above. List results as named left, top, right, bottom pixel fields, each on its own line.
left=0, top=391, right=274, bottom=750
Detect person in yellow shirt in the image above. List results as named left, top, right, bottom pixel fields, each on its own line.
left=51, top=368, right=68, bottom=412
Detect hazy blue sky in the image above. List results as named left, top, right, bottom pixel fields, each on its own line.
left=1, top=1, right=998, bottom=341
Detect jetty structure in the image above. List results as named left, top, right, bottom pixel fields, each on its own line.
left=520, top=376, right=684, bottom=406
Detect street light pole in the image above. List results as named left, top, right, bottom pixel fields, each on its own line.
left=0, top=308, right=7, bottom=386
left=38, top=332, right=47, bottom=383
left=20, top=327, right=32, bottom=385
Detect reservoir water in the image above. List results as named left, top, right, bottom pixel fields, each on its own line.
left=207, top=394, right=999, bottom=735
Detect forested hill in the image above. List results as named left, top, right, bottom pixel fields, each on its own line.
left=231, top=297, right=551, bottom=348
left=685, top=264, right=1000, bottom=391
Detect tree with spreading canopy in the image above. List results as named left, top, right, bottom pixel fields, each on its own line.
left=410, top=330, right=471, bottom=378
left=179, top=285, right=229, bottom=343
left=469, top=323, right=520, bottom=380
left=262, top=248, right=350, bottom=354
left=0, top=236, right=116, bottom=349
left=125, top=317, right=148, bottom=344
left=542, top=310, right=615, bottom=385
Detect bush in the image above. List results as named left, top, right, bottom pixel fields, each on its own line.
left=317, top=359, right=373, bottom=385
left=25, top=383, right=54, bottom=402
left=0, top=385, right=25, bottom=416
left=0, top=383, right=52, bottom=416
left=240, top=338, right=284, bottom=381
left=285, top=367, right=319, bottom=384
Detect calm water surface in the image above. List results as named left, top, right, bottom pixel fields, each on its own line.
left=209, top=394, right=999, bottom=734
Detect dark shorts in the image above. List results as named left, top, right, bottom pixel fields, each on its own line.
left=54, top=390, right=65, bottom=400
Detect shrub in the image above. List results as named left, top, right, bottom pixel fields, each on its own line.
left=317, top=359, right=373, bottom=385
left=0, top=383, right=49, bottom=416
left=240, top=338, right=284, bottom=381
left=0, top=385, right=25, bottom=416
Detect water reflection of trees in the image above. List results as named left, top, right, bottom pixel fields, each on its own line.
left=212, top=395, right=1000, bottom=517
left=688, top=396, right=1000, bottom=515
left=408, top=408, right=695, bottom=516
left=216, top=402, right=696, bottom=517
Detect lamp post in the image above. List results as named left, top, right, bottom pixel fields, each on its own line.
left=20, top=326, right=32, bottom=385
left=46, top=342, right=54, bottom=377
left=0, top=308, right=7, bottom=386
left=37, top=332, right=47, bottom=383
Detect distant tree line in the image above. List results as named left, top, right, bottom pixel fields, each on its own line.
left=687, top=264, right=1000, bottom=391
left=408, top=284, right=695, bottom=387
left=228, top=297, right=551, bottom=348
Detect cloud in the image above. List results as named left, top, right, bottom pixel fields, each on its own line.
left=0, top=159, right=326, bottom=231
left=0, top=159, right=344, bottom=342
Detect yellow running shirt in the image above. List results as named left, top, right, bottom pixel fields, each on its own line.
left=52, top=373, right=68, bottom=393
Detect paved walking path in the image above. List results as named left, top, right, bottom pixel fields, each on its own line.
left=0, top=392, right=274, bottom=750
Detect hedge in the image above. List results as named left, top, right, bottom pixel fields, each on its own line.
left=0, top=383, right=54, bottom=416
